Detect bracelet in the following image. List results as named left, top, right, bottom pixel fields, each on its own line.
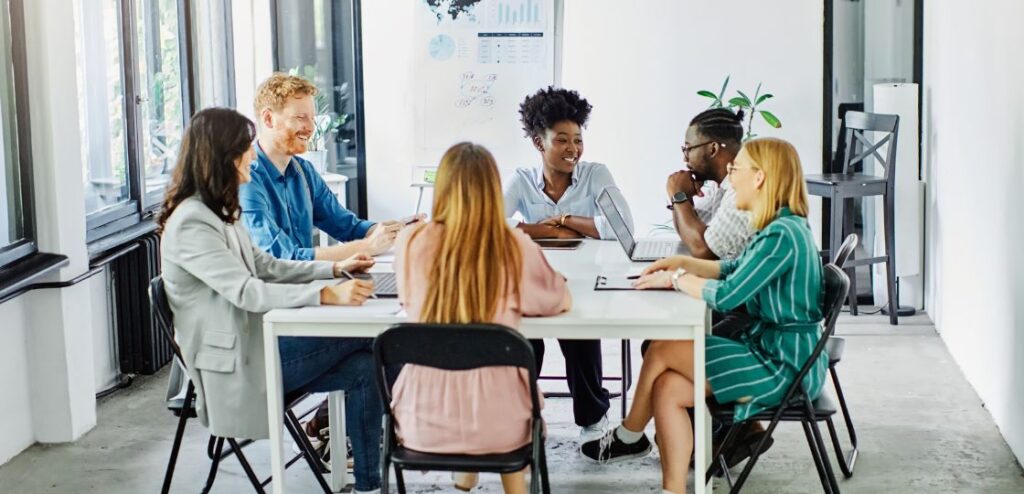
left=671, top=268, right=687, bottom=292
left=559, top=213, right=570, bottom=227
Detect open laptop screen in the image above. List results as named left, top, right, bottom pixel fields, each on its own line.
left=596, top=187, right=636, bottom=255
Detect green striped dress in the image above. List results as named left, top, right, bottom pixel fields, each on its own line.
left=701, top=207, right=828, bottom=421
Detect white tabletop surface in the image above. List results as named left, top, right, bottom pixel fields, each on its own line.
left=263, top=239, right=707, bottom=338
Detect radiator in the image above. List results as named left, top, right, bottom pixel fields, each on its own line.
left=111, top=233, right=171, bottom=375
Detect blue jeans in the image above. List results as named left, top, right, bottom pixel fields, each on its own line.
left=280, top=337, right=381, bottom=492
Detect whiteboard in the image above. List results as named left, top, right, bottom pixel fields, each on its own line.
left=412, top=0, right=557, bottom=182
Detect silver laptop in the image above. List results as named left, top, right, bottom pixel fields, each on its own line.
left=596, top=187, right=687, bottom=262
left=346, top=272, right=399, bottom=298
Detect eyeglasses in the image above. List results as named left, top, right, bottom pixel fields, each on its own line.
left=727, top=163, right=755, bottom=175
left=680, top=141, right=716, bottom=157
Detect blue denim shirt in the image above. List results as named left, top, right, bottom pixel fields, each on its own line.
left=502, top=161, right=632, bottom=239
left=239, top=144, right=374, bottom=260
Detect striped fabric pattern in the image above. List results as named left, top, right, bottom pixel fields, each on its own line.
left=700, top=208, right=827, bottom=421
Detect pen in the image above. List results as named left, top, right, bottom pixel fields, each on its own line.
left=341, top=270, right=377, bottom=299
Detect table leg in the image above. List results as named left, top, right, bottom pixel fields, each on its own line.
left=694, top=310, right=711, bottom=494
left=264, top=322, right=287, bottom=493
left=329, top=391, right=348, bottom=492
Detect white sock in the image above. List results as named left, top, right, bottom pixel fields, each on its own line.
left=663, top=490, right=676, bottom=494
left=614, top=424, right=643, bottom=444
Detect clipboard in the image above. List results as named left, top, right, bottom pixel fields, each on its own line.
left=594, top=274, right=672, bottom=291
left=594, top=275, right=639, bottom=291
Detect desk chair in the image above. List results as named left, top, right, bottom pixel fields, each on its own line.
left=538, top=340, right=632, bottom=419
left=374, top=323, right=550, bottom=494
left=707, top=264, right=850, bottom=494
left=806, top=111, right=900, bottom=324
left=149, top=277, right=331, bottom=494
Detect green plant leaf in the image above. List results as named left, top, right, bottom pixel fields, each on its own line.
left=755, top=93, right=774, bottom=105
left=718, top=76, right=731, bottom=100
left=737, top=90, right=752, bottom=105
left=760, top=110, right=782, bottom=128
left=697, top=90, right=718, bottom=99
left=728, top=96, right=751, bottom=108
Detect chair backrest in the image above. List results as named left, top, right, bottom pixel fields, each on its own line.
left=830, top=103, right=864, bottom=173
left=148, top=276, right=186, bottom=366
left=840, top=111, right=900, bottom=184
left=832, top=234, right=859, bottom=268
left=774, top=264, right=850, bottom=407
left=373, top=323, right=541, bottom=420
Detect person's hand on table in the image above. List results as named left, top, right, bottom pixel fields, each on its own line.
left=633, top=271, right=673, bottom=290
left=641, top=255, right=688, bottom=276
left=333, top=253, right=374, bottom=276
left=320, top=279, right=374, bottom=306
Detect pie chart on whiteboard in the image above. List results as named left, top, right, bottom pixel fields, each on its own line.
left=428, top=34, right=456, bottom=61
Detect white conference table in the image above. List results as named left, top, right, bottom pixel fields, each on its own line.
left=263, top=239, right=712, bottom=493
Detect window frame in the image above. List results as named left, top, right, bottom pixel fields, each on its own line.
left=84, top=0, right=197, bottom=244
left=0, top=0, right=37, bottom=270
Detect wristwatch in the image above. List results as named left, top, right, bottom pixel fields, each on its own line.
left=666, top=191, right=690, bottom=210
left=671, top=268, right=687, bottom=292
left=672, top=191, right=690, bottom=205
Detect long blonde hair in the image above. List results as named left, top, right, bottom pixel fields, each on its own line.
left=743, top=138, right=810, bottom=230
left=409, top=142, right=522, bottom=323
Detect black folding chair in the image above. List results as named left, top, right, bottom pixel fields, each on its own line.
left=706, top=264, right=851, bottom=493
left=824, top=234, right=860, bottom=478
left=149, top=277, right=332, bottom=494
left=374, top=323, right=550, bottom=494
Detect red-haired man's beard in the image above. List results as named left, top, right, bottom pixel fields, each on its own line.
left=272, top=129, right=310, bottom=157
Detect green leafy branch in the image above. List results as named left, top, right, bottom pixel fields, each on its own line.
left=698, top=76, right=782, bottom=141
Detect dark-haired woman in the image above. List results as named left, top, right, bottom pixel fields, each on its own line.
left=158, top=107, right=382, bottom=493
left=504, top=86, right=633, bottom=240
left=505, top=87, right=618, bottom=442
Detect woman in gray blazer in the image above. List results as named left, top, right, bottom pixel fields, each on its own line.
left=158, top=108, right=382, bottom=493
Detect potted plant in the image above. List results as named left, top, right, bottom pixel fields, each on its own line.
left=697, top=75, right=782, bottom=141
left=289, top=65, right=349, bottom=173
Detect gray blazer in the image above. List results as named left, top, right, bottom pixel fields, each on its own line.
left=161, top=197, right=335, bottom=439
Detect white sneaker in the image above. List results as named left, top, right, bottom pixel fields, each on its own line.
left=353, top=489, right=380, bottom=494
left=579, top=414, right=609, bottom=442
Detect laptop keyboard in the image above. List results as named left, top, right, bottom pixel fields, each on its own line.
left=371, top=272, right=398, bottom=295
left=634, top=240, right=678, bottom=259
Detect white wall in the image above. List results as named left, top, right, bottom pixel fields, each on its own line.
left=923, top=0, right=1024, bottom=464
left=0, top=0, right=99, bottom=464
left=363, top=1, right=824, bottom=236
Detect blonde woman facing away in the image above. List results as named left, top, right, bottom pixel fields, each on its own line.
left=158, top=108, right=383, bottom=493
left=392, top=142, right=572, bottom=493
left=579, top=138, right=827, bottom=494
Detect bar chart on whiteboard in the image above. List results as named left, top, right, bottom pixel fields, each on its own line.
left=414, top=0, right=556, bottom=178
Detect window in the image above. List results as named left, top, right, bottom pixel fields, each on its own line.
left=273, top=0, right=367, bottom=216
left=75, top=0, right=236, bottom=244
left=0, top=0, right=36, bottom=269
left=76, top=0, right=195, bottom=242
left=193, top=0, right=236, bottom=109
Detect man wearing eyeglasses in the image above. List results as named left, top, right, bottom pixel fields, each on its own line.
left=666, top=108, right=754, bottom=261
left=659, top=108, right=770, bottom=469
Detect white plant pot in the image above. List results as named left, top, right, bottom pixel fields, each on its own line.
left=301, top=149, right=328, bottom=173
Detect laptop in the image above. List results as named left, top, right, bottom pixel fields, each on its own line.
left=345, top=271, right=399, bottom=298
left=596, top=187, right=687, bottom=262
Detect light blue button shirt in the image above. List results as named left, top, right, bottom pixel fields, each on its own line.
left=503, top=161, right=633, bottom=239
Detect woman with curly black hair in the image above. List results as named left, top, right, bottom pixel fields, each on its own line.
left=505, top=86, right=634, bottom=240
left=505, top=86, right=626, bottom=443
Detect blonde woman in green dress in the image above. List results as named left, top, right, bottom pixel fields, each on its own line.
left=580, top=138, right=828, bottom=494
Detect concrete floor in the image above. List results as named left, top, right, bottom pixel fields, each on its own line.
left=1, top=313, right=1023, bottom=493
